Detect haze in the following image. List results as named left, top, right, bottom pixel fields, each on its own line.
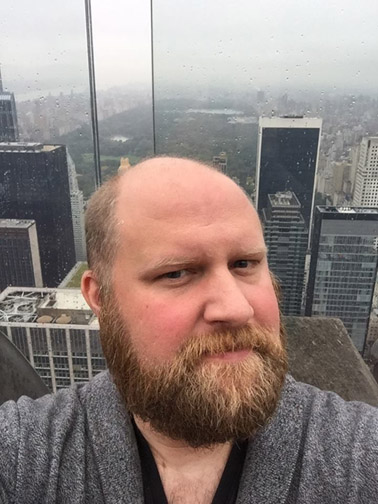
left=1, top=0, right=377, bottom=99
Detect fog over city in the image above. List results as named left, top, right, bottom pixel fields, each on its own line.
left=1, top=0, right=378, bottom=99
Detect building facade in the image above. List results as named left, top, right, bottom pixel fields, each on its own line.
left=262, top=191, right=308, bottom=315
left=212, top=152, right=228, bottom=174
left=67, top=151, right=86, bottom=261
left=366, top=308, right=378, bottom=358
left=0, top=219, right=43, bottom=292
left=0, top=68, right=19, bottom=142
left=0, top=142, right=76, bottom=286
left=0, top=287, right=104, bottom=392
left=353, top=137, right=378, bottom=207
left=305, top=207, right=378, bottom=352
left=256, top=116, right=322, bottom=230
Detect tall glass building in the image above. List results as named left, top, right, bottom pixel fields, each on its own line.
left=256, top=116, right=322, bottom=314
left=305, top=207, right=378, bottom=353
left=256, top=116, right=322, bottom=230
left=0, top=143, right=76, bottom=287
left=262, top=192, right=308, bottom=315
left=0, top=68, right=19, bottom=142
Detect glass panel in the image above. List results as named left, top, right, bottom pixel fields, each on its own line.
left=91, top=0, right=154, bottom=182
left=0, top=0, right=92, bottom=286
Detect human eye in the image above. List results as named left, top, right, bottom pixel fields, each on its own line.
left=155, top=268, right=197, bottom=284
left=231, top=258, right=261, bottom=271
left=233, top=260, right=252, bottom=269
left=162, top=270, right=187, bottom=280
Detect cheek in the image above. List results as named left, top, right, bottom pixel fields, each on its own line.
left=252, top=289, right=280, bottom=331
left=130, top=298, right=197, bottom=359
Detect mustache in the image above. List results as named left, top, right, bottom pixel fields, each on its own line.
left=174, top=324, right=280, bottom=366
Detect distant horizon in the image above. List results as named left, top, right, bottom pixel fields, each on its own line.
left=8, top=81, right=378, bottom=105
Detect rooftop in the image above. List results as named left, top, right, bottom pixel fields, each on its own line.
left=59, top=262, right=88, bottom=288
left=0, top=142, right=60, bottom=153
left=0, top=287, right=97, bottom=327
left=316, top=206, right=378, bottom=216
left=268, top=191, right=301, bottom=208
left=38, top=289, right=89, bottom=311
left=0, top=218, right=36, bottom=229
left=259, top=116, right=323, bottom=128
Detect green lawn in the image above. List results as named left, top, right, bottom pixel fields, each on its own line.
left=82, top=154, right=141, bottom=165
left=66, top=263, right=88, bottom=288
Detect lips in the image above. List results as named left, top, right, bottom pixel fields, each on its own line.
left=202, top=349, right=252, bottom=363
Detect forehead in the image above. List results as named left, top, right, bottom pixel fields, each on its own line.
left=113, top=167, right=264, bottom=261
left=116, top=164, right=258, bottom=223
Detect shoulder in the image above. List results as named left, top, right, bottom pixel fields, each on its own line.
left=242, top=376, right=378, bottom=502
left=285, top=376, right=378, bottom=499
left=0, top=371, right=113, bottom=502
left=0, top=370, right=114, bottom=433
left=286, top=376, right=378, bottom=433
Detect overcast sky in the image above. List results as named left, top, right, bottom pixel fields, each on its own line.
left=1, top=0, right=377, bottom=100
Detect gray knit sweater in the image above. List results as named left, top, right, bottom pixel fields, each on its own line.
left=1, top=371, right=378, bottom=503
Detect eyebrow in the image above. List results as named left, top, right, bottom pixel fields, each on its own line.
left=236, top=246, right=268, bottom=257
left=141, top=247, right=268, bottom=274
left=142, top=256, right=199, bottom=274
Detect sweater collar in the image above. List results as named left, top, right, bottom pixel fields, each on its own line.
left=84, top=372, right=301, bottom=504
left=237, top=375, right=305, bottom=504
left=83, top=371, right=144, bottom=504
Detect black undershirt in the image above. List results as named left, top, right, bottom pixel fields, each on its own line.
left=133, top=420, right=247, bottom=504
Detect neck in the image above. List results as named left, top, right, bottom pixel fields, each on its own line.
left=133, top=415, right=232, bottom=470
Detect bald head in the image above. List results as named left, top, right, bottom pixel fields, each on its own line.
left=120, top=156, right=249, bottom=198
left=117, top=157, right=254, bottom=224
left=85, top=157, right=258, bottom=288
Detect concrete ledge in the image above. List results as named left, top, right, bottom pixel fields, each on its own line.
left=285, top=316, right=378, bottom=407
left=0, top=330, right=49, bottom=404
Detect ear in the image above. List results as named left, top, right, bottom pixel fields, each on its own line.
left=81, top=270, right=102, bottom=316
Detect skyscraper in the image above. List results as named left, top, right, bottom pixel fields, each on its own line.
left=0, top=219, right=43, bottom=292
left=256, top=116, right=322, bottom=311
left=305, top=206, right=378, bottom=353
left=352, top=137, right=378, bottom=207
left=256, top=116, right=322, bottom=230
left=0, top=142, right=76, bottom=286
left=0, top=67, right=19, bottom=142
left=262, top=191, right=308, bottom=315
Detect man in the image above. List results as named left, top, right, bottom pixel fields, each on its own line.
left=1, top=157, right=378, bottom=503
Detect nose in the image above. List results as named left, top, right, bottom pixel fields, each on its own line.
left=202, top=270, right=254, bottom=328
